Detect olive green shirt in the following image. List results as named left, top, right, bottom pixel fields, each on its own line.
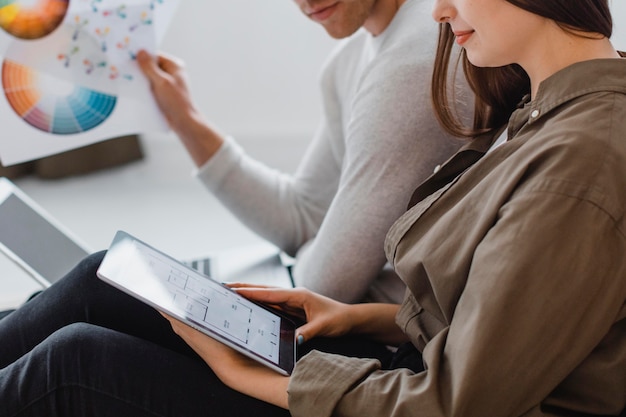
left=288, top=58, right=626, bottom=416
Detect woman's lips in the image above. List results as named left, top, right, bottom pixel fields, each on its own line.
left=454, top=30, right=474, bottom=46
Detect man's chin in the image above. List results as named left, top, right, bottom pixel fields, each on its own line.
left=319, top=23, right=361, bottom=39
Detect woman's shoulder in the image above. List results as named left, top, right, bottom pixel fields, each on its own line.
left=507, top=89, right=626, bottom=226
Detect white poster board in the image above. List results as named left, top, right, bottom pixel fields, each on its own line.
left=0, top=0, right=179, bottom=166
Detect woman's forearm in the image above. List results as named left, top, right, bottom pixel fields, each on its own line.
left=346, top=303, right=408, bottom=345
left=215, top=357, right=290, bottom=409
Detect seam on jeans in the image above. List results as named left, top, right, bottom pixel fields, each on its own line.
left=10, top=383, right=169, bottom=417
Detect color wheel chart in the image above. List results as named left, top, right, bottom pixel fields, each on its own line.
left=0, top=0, right=69, bottom=39
left=2, top=59, right=116, bottom=134
left=0, top=0, right=118, bottom=135
left=0, top=0, right=171, bottom=164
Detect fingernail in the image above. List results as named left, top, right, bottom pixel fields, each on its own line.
left=297, top=335, right=304, bottom=345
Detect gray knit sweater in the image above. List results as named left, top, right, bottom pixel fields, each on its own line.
left=196, top=0, right=468, bottom=303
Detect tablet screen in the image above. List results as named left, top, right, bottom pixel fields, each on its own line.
left=97, top=231, right=296, bottom=375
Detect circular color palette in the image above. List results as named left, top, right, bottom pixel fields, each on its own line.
left=0, top=0, right=69, bottom=40
left=2, top=59, right=117, bottom=135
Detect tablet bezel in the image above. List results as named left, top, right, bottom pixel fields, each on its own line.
left=96, top=230, right=296, bottom=376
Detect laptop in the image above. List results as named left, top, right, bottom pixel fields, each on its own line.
left=0, top=177, right=91, bottom=288
left=0, top=177, right=293, bottom=290
left=190, top=243, right=294, bottom=288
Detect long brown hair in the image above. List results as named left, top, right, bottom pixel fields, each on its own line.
left=432, top=0, right=614, bottom=139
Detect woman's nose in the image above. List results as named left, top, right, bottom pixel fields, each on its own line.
left=432, top=0, right=453, bottom=23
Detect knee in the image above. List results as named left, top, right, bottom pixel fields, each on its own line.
left=33, top=323, right=105, bottom=367
left=58, top=250, right=107, bottom=290
left=74, top=250, right=107, bottom=277
left=0, top=323, right=104, bottom=415
left=48, top=322, right=96, bottom=345
left=41, top=251, right=111, bottom=306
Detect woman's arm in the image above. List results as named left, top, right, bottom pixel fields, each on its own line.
left=162, top=313, right=290, bottom=408
left=160, top=287, right=407, bottom=409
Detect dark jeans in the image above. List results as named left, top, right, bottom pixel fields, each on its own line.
left=0, top=251, right=416, bottom=417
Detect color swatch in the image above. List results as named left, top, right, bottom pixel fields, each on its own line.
left=0, top=0, right=69, bottom=40
left=2, top=59, right=117, bottom=134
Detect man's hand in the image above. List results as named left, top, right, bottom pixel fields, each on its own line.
left=136, top=50, right=225, bottom=166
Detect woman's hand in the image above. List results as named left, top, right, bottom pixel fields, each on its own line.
left=229, top=284, right=407, bottom=346
left=160, top=312, right=290, bottom=409
left=230, top=284, right=352, bottom=344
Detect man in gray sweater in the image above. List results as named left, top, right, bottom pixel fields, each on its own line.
left=137, top=0, right=468, bottom=304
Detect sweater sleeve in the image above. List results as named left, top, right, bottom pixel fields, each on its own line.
left=288, top=189, right=626, bottom=417
left=195, top=134, right=327, bottom=256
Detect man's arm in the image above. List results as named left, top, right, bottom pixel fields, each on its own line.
left=137, top=51, right=225, bottom=167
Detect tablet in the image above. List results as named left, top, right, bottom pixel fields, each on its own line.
left=97, top=231, right=296, bottom=376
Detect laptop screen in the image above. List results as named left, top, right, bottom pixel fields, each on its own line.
left=0, top=191, right=89, bottom=286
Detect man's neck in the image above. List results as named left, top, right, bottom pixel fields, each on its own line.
left=363, top=0, right=408, bottom=36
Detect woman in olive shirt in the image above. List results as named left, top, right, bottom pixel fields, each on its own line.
left=0, top=0, right=624, bottom=416
left=174, top=0, right=625, bottom=414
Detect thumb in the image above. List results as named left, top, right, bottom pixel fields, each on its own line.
left=295, top=321, right=324, bottom=346
left=136, top=49, right=161, bottom=83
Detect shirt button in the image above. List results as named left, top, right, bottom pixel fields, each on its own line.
left=531, top=109, right=540, bottom=118
left=433, top=164, right=442, bottom=174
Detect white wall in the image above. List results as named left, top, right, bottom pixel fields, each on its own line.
left=158, top=1, right=336, bottom=143
left=158, top=0, right=625, bottom=144
left=611, top=0, right=626, bottom=49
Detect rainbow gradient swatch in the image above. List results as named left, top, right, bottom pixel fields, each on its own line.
left=2, top=59, right=117, bottom=134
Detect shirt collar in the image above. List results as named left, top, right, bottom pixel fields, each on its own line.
left=509, top=55, right=626, bottom=135
left=409, top=55, right=626, bottom=209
